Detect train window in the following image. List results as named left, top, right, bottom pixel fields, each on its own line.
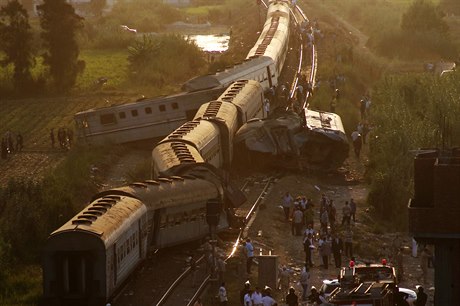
left=159, top=105, right=166, bottom=112
left=145, top=107, right=152, bottom=114
left=100, top=113, right=116, bottom=125
left=131, top=109, right=138, bottom=117
left=172, top=102, right=179, bottom=110
left=119, top=112, right=126, bottom=119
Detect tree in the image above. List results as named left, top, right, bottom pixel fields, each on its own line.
left=0, top=0, right=33, bottom=91
left=37, top=0, right=84, bottom=92
left=401, top=0, right=448, bottom=33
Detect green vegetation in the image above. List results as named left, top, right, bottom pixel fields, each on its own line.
left=38, top=0, right=84, bottom=92
left=0, top=144, right=128, bottom=303
left=367, top=71, right=460, bottom=227
left=128, top=34, right=207, bottom=86
left=0, top=0, right=34, bottom=92
left=317, top=0, right=458, bottom=60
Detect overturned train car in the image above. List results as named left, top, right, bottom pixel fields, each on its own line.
left=234, top=109, right=349, bottom=168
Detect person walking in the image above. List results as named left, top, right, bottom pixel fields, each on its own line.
left=219, top=282, right=228, bottom=305
left=278, top=266, right=292, bottom=295
left=245, top=238, right=254, bottom=274
left=299, top=264, right=310, bottom=301
left=319, top=236, right=331, bottom=269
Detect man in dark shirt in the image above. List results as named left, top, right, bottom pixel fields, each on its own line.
left=285, top=287, right=298, bottom=306
left=415, top=286, right=428, bottom=306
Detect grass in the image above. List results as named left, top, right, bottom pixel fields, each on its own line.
left=183, top=5, right=224, bottom=16
left=76, top=49, right=130, bottom=90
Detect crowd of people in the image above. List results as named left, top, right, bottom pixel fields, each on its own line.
left=1, top=130, right=23, bottom=160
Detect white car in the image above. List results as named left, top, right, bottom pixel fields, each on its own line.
left=398, top=287, right=417, bottom=306
left=320, top=279, right=340, bottom=299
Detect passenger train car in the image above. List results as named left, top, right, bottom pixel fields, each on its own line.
left=152, top=80, right=265, bottom=178
left=74, top=87, right=224, bottom=145
left=73, top=0, right=291, bottom=146
left=43, top=176, right=228, bottom=305
left=246, top=0, right=290, bottom=77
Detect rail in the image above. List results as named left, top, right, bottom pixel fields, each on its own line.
left=156, top=177, right=273, bottom=306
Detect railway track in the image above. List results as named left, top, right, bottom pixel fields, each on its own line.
left=154, top=176, right=274, bottom=306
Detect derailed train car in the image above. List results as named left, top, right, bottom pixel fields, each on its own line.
left=152, top=80, right=265, bottom=178
left=234, top=109, right=349, bottom=168
left=43, top=176, right=228, bottom=306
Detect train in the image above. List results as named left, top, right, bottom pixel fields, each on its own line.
left=74, top=0, right=290, bottom=146
left=152, top=79, right=265, bottom=178
left=43, top=174, right=231, bottom=306
left=43, top=1, right=292, bottom=304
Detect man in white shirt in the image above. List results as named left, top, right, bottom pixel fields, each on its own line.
left=251, top=286, right=263, bottom=306
left=245, top=238, right=255, bottom=274
left=244, top=290, right=253, bottom=306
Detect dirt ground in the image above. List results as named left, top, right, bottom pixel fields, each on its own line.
left=226, top=143, right=435, bottom=305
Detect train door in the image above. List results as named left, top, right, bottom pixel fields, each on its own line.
left=57, top=251, right=93, bottom=298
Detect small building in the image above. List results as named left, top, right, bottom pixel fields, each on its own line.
left=408, top=148, right=460, bottom=305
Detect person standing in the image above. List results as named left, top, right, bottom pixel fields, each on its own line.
left=285, top=287, right=299, bottom=306
left=344, top=227, right=353, bottom=258
left=319, top=236, right=331, bottom=269
left=264, top=98, right=270, bottom=117
left=332, top=234, right=344, bottom=268
left=217, top=255, right=226, bottom=284
left=261, top=287, right=277, bottom=306
left=415, top=286, right=428, bottom=306
left=341, top=201, right=351, bottom=226
left=245, top=238, right=254, bottom=274
left=351, top=131, right=362, bottom=158
left=303, top=233, right=314, bottom=267
left=299, top=264, right=310, bottom=301
left=282, top=192, right=294, bottom=221
left=240, top=281, right=251, bottom=306
left=293, top=207, right=304, bottom=236
left=219, top=282, right=228, bottom=305
left=251, top=286, right=263, bottom=306
left=328, top=200, right=337, bottom=231
left=350, top=198, right=357, bottom=222
left=244, top=289, right=253, bottom=306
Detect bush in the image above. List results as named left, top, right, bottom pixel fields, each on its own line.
left=366, top=71, right=460, bottom=226
left=128, top=34, right=207, bottom=86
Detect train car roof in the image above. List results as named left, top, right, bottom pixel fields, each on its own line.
left=182, top=56, right=274, bottom=92
left=49, top=195, right=147, bottom=241
left=305, top=109, right=346, bottom=134
left=152, top=141, right=205, bottom=176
